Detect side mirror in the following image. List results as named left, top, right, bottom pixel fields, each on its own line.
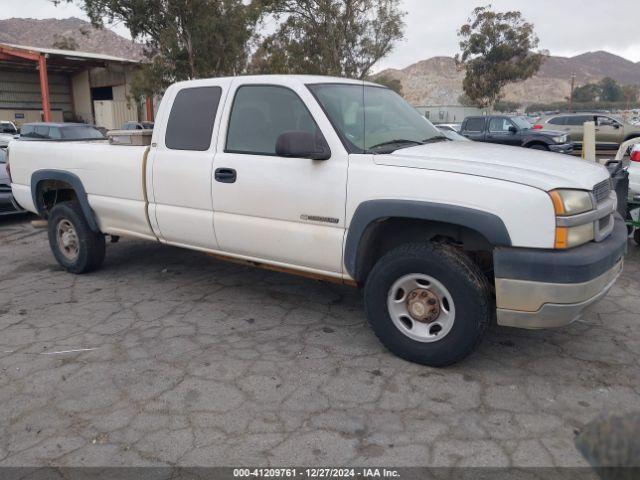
left=508, top=125, right=518, bottom=133
left=275, top=131, right=331, bottom=160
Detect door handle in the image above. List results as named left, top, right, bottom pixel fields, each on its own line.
left=215, top=168, right=237, bottom=183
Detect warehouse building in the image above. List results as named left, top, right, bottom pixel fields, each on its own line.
left=0, top=42, right=153, bottom=129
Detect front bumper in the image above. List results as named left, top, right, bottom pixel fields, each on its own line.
left=549, top=142, right=574, bottom=154
left=493, top=216, right=628, bottom=329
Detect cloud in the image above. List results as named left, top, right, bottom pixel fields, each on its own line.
left=377, top=0, right=640, bottom=70
left=2, top=0, right=639, bottom=69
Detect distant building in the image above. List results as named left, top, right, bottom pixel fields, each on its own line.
left=414, top=105, right=489, bottom=124
left=0, top=43, right=154, bottom=129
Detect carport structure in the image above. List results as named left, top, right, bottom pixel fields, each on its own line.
left=0, top=43, right=151, bottom=125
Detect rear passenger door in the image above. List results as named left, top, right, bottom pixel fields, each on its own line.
left=148, top=80, right=230, bottom=249
left=461, top=117, right=486, bottom=142
left=211, top=79, right=348, bottom=275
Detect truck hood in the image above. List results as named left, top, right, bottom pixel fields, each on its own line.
left=375, top=141, right=609, bottom=191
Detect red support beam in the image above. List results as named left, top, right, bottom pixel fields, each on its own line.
left=38, top=54, right=52, bottom=122
left=0, top=45, right=40, bottom=61
left=145, top=96, right=154, bottom=122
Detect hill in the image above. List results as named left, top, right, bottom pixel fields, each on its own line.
left=377, top=51, right=640, bottom=106
left=0, top=17, right=145, bottom=61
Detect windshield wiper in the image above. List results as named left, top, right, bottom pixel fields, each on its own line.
left=369, top=139, right=425, bottom=151
left=422, top=136, right=451, bottom=143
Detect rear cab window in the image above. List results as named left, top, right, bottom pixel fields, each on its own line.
left=464, top=117, right=485, bottom=132
left=165, top=86, right=223, bottom=151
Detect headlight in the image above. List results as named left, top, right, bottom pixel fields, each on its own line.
left=555, top=223, right=595, bottom=249
left=553, top=135, right=567, bottom=143
left=549, top=189, right=593, bottom=216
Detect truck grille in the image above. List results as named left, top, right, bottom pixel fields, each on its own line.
left=593, top=179, right=612, bottom=204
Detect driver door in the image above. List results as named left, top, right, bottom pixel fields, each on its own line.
left=487, top=117, right=520, bottom=146
left=596, top=116, right=622, bottom=150
left=211, top=79, right=348, bottom=275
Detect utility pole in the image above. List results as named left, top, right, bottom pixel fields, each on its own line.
left=568, top=73, right=576, bottom=112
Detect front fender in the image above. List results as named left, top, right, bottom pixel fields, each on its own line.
left=344, top=199, right=512, bottom=280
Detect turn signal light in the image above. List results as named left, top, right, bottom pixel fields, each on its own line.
left=555, top=227, right=569, bottom=249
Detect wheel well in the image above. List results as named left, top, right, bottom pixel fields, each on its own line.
left=354, top=217, right=494, bottom=284
left=624, top=134, right=640, bottom=142
left=524, top=141, right=549, bottom=148
left=35, top=179, right=78, bottom=218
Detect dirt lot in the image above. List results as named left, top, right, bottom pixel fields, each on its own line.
left=0, top=214, right=639, bottom=468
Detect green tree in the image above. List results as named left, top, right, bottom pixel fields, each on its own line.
left=249, top=0, right=405, bottom=79
left=57, top=0, right=263, bottom=96
left=371, top=73, right=403, bottom=95
left=599, top=77, right=624, bottom=102
left=622, top=84, right=640, bottom=106
left=572, top=83, right=601, bottom=103
left=455, top=6, right=544, bottom=108
left=494, top=100, right=521, bottom=112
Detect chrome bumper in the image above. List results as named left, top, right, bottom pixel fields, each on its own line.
left=496, top=259, right=623, bottom=329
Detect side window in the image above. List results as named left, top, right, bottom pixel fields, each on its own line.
left=565, top=115, right=592, bottom=126
left=488, top=118, right=510, bottom=132
left=548, top=117, right=566, bottom=125
left=49, top=127, right=62, bottom=139
left=35, top=126, right=50, bottom=138
left=165, top=86, right=222, bottom=151
left=226, top=85, right=321, bottom=155
left=465, top=118, right=485, bottom=132
left=21, top=125, right=35, bottom=137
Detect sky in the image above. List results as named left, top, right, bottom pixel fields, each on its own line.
left=2, top=0, right=640, bottom=71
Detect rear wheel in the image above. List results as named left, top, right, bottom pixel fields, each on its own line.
left=364, top=242, right=491, bottom=367
left=48, top=201, right=105, bottom=274
left=634, top=229, right=640, bottom=246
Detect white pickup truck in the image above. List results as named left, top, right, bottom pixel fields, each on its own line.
left=8, top=75, right=628, bottom=366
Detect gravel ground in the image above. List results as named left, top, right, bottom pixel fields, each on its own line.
left=0, top=214, right=639, bottom=468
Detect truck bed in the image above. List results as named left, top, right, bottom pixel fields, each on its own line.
left=9, top=139, right=155, bottom=240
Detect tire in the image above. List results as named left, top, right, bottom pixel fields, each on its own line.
left=364, top=242, right=491, bottom=367
left=634, top=229, right=640, bottom=246
left=47, top=201, right=105, bottom=274
left=528, top=144, right=549, bottom=151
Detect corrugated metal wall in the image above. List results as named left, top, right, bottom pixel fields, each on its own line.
left=0, top=70, right=72, bottom=112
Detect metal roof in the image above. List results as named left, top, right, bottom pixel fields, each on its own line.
left=0, top=42, right=141, bottom=64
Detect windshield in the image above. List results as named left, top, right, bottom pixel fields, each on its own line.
left=308, top=84, right=444, bottom=153
left=511, top=117, right=532, bottom=130
left=61, top=126, right=105, bottom=140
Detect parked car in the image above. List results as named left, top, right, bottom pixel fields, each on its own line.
left=122, top=121, right=154, bottom=130
left=435, top=123, right=461, bottom=133
left=0, top=121, right=18, bottom=135
left=534, top=113, right=640, bottom=151
left=20, top=123, right=105, bottom=141
left=8, top=75, right=626, bottom=367
left=630, top=144, right=640, bottom=201
left=0, top=149, right=25, bottom=215
left=460, top=115, right=573, bottom=153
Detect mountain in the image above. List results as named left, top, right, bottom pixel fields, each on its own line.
left=0, top=17, right=145, bottom=61
left=377, top=51, right=640, bottom=106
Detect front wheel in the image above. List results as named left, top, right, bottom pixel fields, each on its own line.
left=47, top=201, right=106, bottom=274
left=528, top=144, right=549, bottom=151
left=364, top=242, right=491, bottom=367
